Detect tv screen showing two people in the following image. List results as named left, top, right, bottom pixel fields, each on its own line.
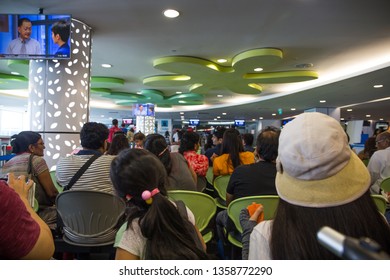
left=0, top=14, right=71, bottom=59
left=132, top=104, right=155, bottom=117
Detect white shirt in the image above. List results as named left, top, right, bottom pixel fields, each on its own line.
left=248, top=220, right=273, bottom=260
left=367, top=147, right=390, bottom=194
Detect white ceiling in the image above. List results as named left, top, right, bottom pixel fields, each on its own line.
left=1, top=0, right=390, bottom=124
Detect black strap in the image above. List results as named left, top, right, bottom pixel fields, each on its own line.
left=63, top=154, right=100, bottom=191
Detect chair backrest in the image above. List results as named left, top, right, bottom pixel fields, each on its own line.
left=56, top=190, right=126, bottom=245
left=227, top=195, right=279, bottom=233
left=371, top=194, right=387, bottom=215
left=168, top=190, right=217, bottom=232
left=205, top=167, right=214, bottom=185
left=50, top=170, right=63, bottom=193
left=380, top=177, right=390, bottom=193
left=213, top=175, right=231, bottom=201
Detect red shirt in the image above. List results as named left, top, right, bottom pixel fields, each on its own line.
left=108, top=125, right=122, bottom=143
left=183, top=151, right=209, bottom=177
left=0, top=181, right=40, bottom=259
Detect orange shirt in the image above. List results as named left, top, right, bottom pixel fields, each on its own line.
left=213, top=151, right=255, bottom=177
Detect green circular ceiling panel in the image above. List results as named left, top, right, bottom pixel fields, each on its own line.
left=91, top=76, right=124, bottom=88
left=0, top=72, right=28, bottom=89
left=7, top=60, right=29, bottom=77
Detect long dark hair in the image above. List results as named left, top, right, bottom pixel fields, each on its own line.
left=10, top=131, right=41, bottom=154
left=270, top=191, right=390, bottom=259
left=110, top=149, right=208, bottom=259
left=144, top=133, right=172, bottom=175
left=106, top=133, right=129, bottom=155
left=220, top=128, right=244, bottom=169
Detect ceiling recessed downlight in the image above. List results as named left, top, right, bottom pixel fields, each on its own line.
left=347, top=109, right=353, bottom=112
left=373, top=84, right=383, bottom=88
left=217, top=59, right=227, bottom=63
left=319, top=100, right=326, bottom=103
left=291, top=108, right=296, bottom=111
left=163, top=9, right=180, bottom=18
left=101, top=64, right=112, bottom=68
left=254, top=67, right=263, bottom=72
left=217, top=94, right=223, bottom=98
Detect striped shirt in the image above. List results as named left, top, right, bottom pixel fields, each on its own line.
left=2, top=153, right=48, bottom=177
left=56, top=154, right=116, bottom=194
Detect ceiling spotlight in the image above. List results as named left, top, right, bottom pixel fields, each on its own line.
left=11, top=71, right=20, bottom=75
left=252, top=119, right=256, bottom=121
left=217, top=116, right=221, bottom=119
left=366, top=114, right=371, bottom=117
left=163, top=9, right=180, bottom=18
left=319, top=100, right=326, bottom=103
left=272, top=113, right=276, bottom=116
left=176, top=91, right=182, bottom=94
left=259, top=117, right=263, bottom=120
left=222, top=112, right=227, bottom=115
left=373, top=84, right=383, bottom=88
left=291, top=108, right=296, bottom=111
left=101, top=63, right=112, bottom=68
left=347, top=109, right=353, bottom=112
left=254, top=67, right=263, bottom=72
left=217, top=59, right=227, bottom=63
left=217, top=95, right=223, bottom=98
left=180, top=112, right=184, bottom=115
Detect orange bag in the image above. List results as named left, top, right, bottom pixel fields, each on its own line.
left=247, top=202, right=264, bottom=223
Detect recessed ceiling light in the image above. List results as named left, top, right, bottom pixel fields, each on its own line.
left=366, top=114, right=371, bottom=117
left=217, top=116, right=221, bottom=119
left=101, top=63, right=112, bottom=68
left=347, top=109, right=353, bottom=112
left=180, top=112, right=184, bottom=115
left=252, top=119, right=256, bottom=121
left=380, top=118, right=384, bottom=121
left=259, top=117, right=263, bottom=120
left=100, top=115, right=105, bottom=118
left=254, top=67, right=263, bottom=72
left=319, top=100, right=326, bottom=103
left=176, top=91, right=182, bottom=94
left=217, top=59, right=227, bottom=63
left=222, top=112, right=227, bottom=115
left=295, top=63, right=314, bottom=68
left=11, top=71, right=20, bottom=75
left=272, top=113, right=276, bottom=116
left=340, top=118, right=345, bottom=121
left=291, top=108, right=296, bottom=111
left=217, top=95, right=223, bottom=98
left=373, top=84, right=383, bottom=88
left=163, top=9, right=180, bottom=18
left=214, top=118, right=217, bottom=121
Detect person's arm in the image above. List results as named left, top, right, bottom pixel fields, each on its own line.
left=226, top=193, right=234, bottom=207
left=240, top=206, right=263, bottom=260
left=37, top=169, right=59, bottom=199
left=115, top=247, right=140, bottom=260
left=7, top=173, right=55, bottom=260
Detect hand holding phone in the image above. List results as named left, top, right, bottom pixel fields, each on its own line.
left=247, top=202, right=264, bottom=223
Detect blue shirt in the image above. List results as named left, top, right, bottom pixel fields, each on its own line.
left=55, top=43, right=70, bottom=58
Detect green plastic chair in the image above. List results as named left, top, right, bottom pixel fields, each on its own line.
left=371, top=194, right=387, bottom=215
left=380, top=177, right=390, bottom=193
left=168, top=190, right=217, bottom=243
left=50, top=170, right=63, bottom=193
left=213, top=175, right=231, bottom=209
left=205, top=167, right=214, bottom=185
left=227, top=195, right=279, bottom=248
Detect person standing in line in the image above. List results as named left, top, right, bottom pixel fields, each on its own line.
left=108, top=119, right=122, bottom=143
left=7, top=18, right=42, bottom=55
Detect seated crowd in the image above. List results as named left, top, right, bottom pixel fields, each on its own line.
left=1, top=113, right=390, bottom=260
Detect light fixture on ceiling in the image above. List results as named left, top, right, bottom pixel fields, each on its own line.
left=347, top=109, right=353, bottom=112
left=217, top=59, right=227, bottom=63
left=163, top=9, right=180, bottom=18
left=180, top=112, right=184, bottom=115
left=319, top=100, right=326, bottom=103
left=380, top=118, right=384, bottom=121
left=254, top=67, right=263, bottom=72
left=366, top=114, right=371, bottom=117
left=259, top=117, right=263, bottom=120
left=252, top=119, right=256, bottom=121
left=291, top=108, right=296, bottom=111
left=222, top=112, right=227, bottom=115
left=373, top=84, right=383, bottom=88
left=217, top=94, right=223, bottom=98
left=11, top=71, right=20, bottom=75
left=217, top=116, right=221, bottom=119
left=176, top=91, right=182, bottom=94
left=272, top=113, right=276, bottom=116
left=101, top=64, right=112, bottom=68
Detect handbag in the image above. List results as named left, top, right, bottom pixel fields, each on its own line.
left=27, top=154, right=54, bottom=207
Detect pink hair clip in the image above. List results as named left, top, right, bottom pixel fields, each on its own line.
left=141, top=188, right=160, bottom=204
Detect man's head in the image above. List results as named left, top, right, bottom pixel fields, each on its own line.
left=375, top=131, right=390, bottom=150
left=18, top=18, right=32, bottom=41
left=256, top=127, right=280, bottom=162
left=212, top=127, right=226, bottom=146
left=242, top=133, right=254, bottom=146
left=80, top=122, right=109, bottom=150
left=134, top=132, right=146, bottom=149
left=112, top=119, right=118, bottom=126
left=51, top=20, right=70, bottom=45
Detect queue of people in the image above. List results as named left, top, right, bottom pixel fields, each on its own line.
left=1, top=112, right=390, bottom=260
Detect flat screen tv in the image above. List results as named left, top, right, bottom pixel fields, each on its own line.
left=122, top=118, right=133, bottom=125
left=132, top=104, right=155, bottom=117
left=0, top=14, right=72, bottom=60
left=189, top=119, right=200, bottom=126
left=234, top=119, right=245, bottom=127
